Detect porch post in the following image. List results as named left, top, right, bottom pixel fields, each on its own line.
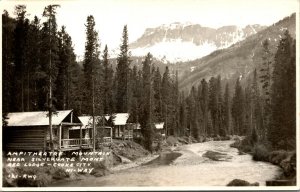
left=70, top=111, right=73, bottom=123
left=110, top=127, right=112, bottom=143
left=59, top=124, right=62, bottom=149
left=43, top=127, right=46, bottom=151
left=80, top=125, right=82, bottom=148
left=118, top=126, right=120, bottom=137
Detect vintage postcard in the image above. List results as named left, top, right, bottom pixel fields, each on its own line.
left=1, top=0, right=299, bottom=190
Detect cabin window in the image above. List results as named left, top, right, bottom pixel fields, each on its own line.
left=69, top=129, right=80, bottom=138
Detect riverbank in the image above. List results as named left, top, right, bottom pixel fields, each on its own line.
left=5, top=135, right=280, bottom=187
left=50, top=139, right=281, bottom=187
left=230, top=138, right=296, bottom=186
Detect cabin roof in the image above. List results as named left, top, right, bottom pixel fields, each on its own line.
left=6, top=110, right=74, bottom=127
left=78, top=116, right=106, bottom=127
left=104, top=115, right=110, bottom=121
left=111, top=113, right=129, bottom=126
left=155, top=122, right=164, bottom=129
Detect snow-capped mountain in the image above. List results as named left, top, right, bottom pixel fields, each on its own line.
left=178, top=13, right=296, bottom=91
left=129, top=22, right=266, bottom=63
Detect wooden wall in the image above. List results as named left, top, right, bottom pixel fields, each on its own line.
left=3, top=126, right=46, bottom=151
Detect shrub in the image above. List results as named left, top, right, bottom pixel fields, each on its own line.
left=3, top=167, right=17, bottom=187
left=52, top=168, right=70, bottom=180
left=155, top=141, right=162, bottom=152
left=213, top=135, right=221, bottom=141
left=220, top=135, right=231, bottom=141
left=90, top=160, right=110, bottom=177
left=15, top=167, right=52, bottom=187
left=16, top=172, right=51, bottom=187
left=230, top=139, right=241, bottom=148
left=252, top=143, right=270, bottom=162
left=230, top=137, right=253, bottom=153
left=268, top=150, right=289, bottom=165
left=166, top=136, right=177, bottom=146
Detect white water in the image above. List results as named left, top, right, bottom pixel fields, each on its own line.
left=54, top=140, right=282, bottom=187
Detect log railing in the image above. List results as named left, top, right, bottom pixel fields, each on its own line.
left=61, top=138, right=92, bottom=148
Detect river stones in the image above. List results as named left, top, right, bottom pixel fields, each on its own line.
left=202, top=150, right=231, bottom=161
left=144, top=152, right=182, bottom=166
left=227, top=179, right=259, bottom=186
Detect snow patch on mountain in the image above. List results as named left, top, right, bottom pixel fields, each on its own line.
left=129, top=22, right=266, bottom=63
left=131, top=39, right=217, bottom=63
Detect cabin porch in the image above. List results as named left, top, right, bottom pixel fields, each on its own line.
left=46, top=123, right=93, bottom=151
left=113, top=125, right=133, bottom=140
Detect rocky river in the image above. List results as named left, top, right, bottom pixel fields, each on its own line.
left=53, top=140, right=282, bottom=187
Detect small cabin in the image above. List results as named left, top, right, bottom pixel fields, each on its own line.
left=78, top=116, right=112, bottom=144
left=3, top=110, right=92, bottom=151
left=155, top=122, right=165, bottom=137
left=131, top=123, right=142, bottom=138
left=108, top=113, right=132, bottom=140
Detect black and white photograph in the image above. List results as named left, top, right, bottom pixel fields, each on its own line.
left=1, top=0, right=299, bottom=190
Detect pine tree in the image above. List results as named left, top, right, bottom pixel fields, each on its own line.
left=82, top=15, right=101, bottom=151
left=223, top=83, right=231, bottom=136
left=207, top=111, right=213, bottom=137
left=153, top=67, right=163, bottom=122
left=251, top=69, right=263, bottom=142
left=161, top=66, right=172, bottom=136
left=42, top=4, right=60, bottom=152
left=69, top=60, right=84, bottom=115
left=55, top=26, right=75, bottom=110
left=179, top=91, right=187, bottom=136
left=216, top=75, right=224, bottom=136
left=173, top=71, right=180, bottom=136
left=244, top=85, right=252, bottom=137
left=259, top=39, right=272, bottom=140
left=82, top=15, right=101, bottom=115
left=231, top=77, right=245, bottom=135
left=115, top=25, right=131, bottom=113
left=12, top=5, right=29, bottom=112
left=208, top=77, right=217, bottom=136
left=200, top=79, right=209, bottom=137
left=139, top=53, right=154, bottom=152
left=128, top=65, right=139, bottom=123
left=270, top=30, right=295, bottom=149
left=189, top=86, right=200, bottom=140
left=102, top=45, right=114, bottom=114
left=26, top=16, right=42, bottom=111
left=2, top=11, right=15, bottom=115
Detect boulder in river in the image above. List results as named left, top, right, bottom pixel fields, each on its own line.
left=227, top=179, right=259, bottom=186
left=202, top=150, right=231, bottom=161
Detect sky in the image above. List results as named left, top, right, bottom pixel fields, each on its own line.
left=1, top=0, right=299, bottom=59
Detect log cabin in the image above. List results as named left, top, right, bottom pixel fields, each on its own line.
left=3, top=110, right=93, bottom=152
left=78, top=116, right=112, bottom=144
left=154, top=122, right=165, bottom=137
left=132, top=123, right=141, bottom=138
left=108, top=113, right=132, bottom=140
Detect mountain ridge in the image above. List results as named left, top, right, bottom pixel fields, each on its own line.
left=129, top=22, right=266, bottom=63
left=177, top=13, right=296, bottom=92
